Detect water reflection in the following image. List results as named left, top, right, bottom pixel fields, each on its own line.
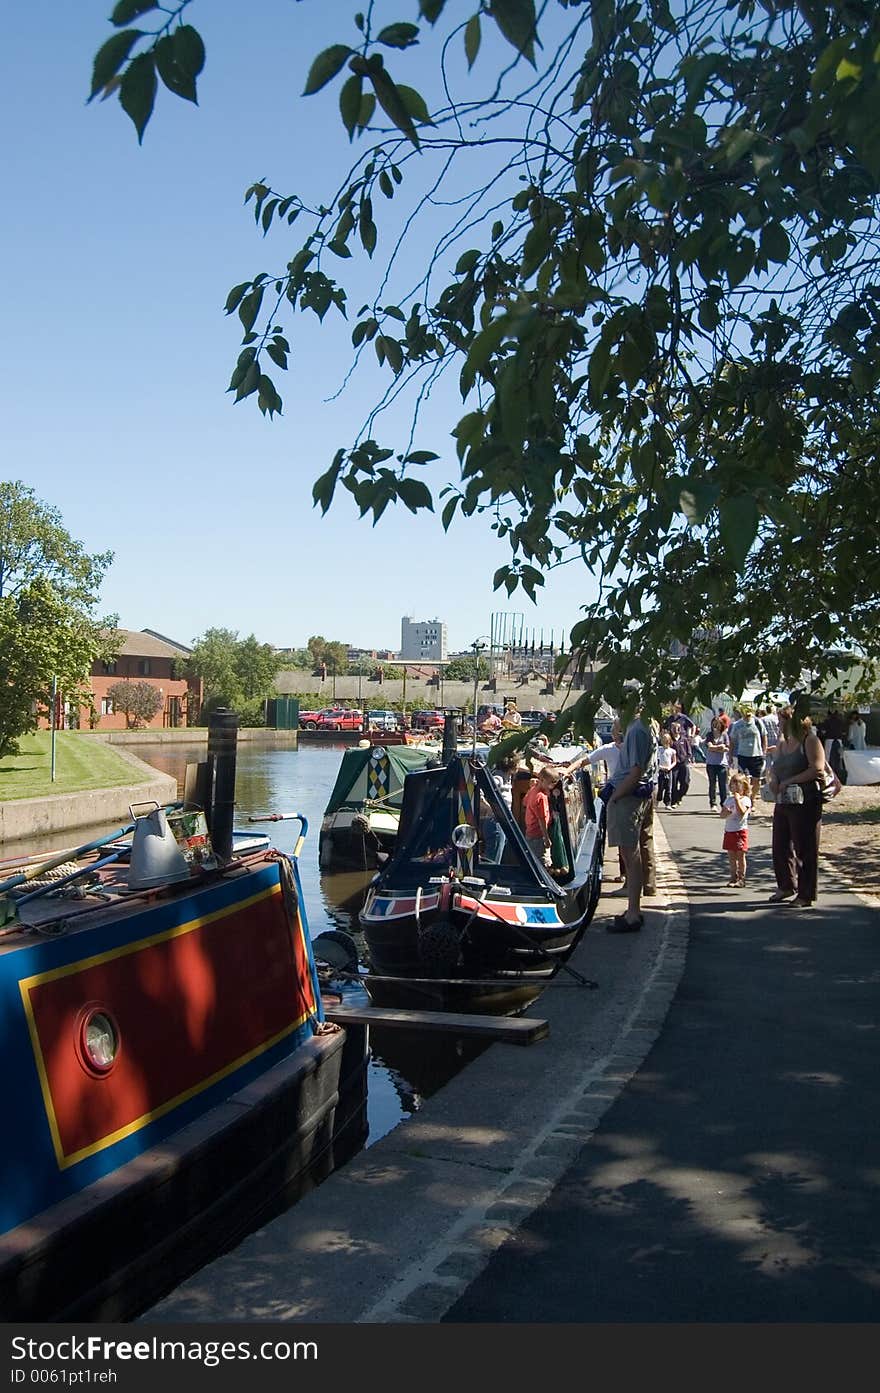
left=114, top=740, right=485, bottom=1141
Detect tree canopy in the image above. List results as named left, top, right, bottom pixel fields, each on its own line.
left=0, top=482, right=117, bottom=756
left=89, top=0, right=880, bottom=730
left=307, top=635, right=350, bottom=675
left=188, top=626, right=282, bottom=720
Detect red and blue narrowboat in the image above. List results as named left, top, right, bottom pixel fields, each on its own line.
left=0, top=803, right=367, bottom=1321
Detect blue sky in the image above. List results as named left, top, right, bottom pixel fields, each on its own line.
left=3, top=2, right=599, bottom=656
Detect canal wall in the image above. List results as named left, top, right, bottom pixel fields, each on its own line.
left=0, top=748, right=178, bottom=849
left=78, top=729, right=299, bottom=748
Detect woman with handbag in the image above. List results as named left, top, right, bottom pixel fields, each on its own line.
left=767, top=705, right=827, bottom=908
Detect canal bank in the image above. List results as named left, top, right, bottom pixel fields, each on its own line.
left=0, top=730, right=298, bottom=848
left=0, top=749, right=178, bottom=848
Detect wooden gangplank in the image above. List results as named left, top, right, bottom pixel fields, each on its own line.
left=324, top=1003, right=548, bottom=1045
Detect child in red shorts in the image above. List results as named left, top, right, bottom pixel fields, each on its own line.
left=720, top=771, right=752, bottom=887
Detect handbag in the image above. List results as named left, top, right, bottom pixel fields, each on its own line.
left=818, top=765, right=842, bottom=802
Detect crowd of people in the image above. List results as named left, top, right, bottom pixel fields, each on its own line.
left=572, top=697, right=869, bottom=929
left=473, top=692, right=869, bottom=928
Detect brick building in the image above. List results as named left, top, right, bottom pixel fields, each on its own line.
left=69, top=629, right=201, bottom=731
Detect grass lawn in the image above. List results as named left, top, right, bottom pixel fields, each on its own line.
left=0, top=733, right=152, bottom=801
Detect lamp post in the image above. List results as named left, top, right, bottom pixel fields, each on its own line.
left=50, top=675, right=57, bottom=783
left=470, top=637, right=489, bottom=755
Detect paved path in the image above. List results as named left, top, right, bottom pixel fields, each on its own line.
left=145, top=768, right=879, bottom=1323
left=446, top=773, right=880, bottom=1322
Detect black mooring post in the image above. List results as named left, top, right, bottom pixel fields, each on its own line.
left=207, top=708, right=239, bottom=861
left=441, top=711, right=459, bottom=765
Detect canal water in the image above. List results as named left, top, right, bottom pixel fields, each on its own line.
left=124, top=739, right=487, bottom=1146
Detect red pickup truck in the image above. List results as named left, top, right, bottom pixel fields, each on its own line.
left=315, top=708, right=364, bottom=731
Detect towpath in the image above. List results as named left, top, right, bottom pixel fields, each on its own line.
left=144, top=768, right=879, bottom=1324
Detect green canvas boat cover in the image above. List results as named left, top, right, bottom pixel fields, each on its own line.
left=323, top=744, right=432, bottom=816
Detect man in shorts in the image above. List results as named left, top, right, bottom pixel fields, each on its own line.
left=605, top=711, right=657, bottom=932
left=732, top=709, right=766, bottom=801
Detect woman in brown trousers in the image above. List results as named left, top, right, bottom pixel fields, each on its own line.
left=767, top=705, right=826, bottom=908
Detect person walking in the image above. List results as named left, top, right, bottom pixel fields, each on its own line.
left=822, top=708, right=847, bottom=781
left=704, top=715, right=730, bottom=809
left=605, top=710, right=657, bottom=932
left=669, top=720, right=692, bottom=805
left=732, top=708, right=766, bottom=803
left=719, top=771, right=751, bottom=887
left=767, top=705, right=826, bottom=909
left=656, top=730, right=677, bottom=808
left=847, top=710, right=867, bottom=751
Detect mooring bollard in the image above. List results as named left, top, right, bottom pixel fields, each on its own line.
left=206, top=708, right=239, bottom=861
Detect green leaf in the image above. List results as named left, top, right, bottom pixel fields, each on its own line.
left=379, top=170, right=394, bottom=198
left=304, top=45, right=355, bottom=96
left=760, top=222, right=790, bottom=265
left=224, top=282, right=251, bottom=315
left=154, top=35, right=196, bottom=102
left=697, top=297, right=721, bottom=331
left=368, top=69, right=420, bottom=147
left=403, top=450, right=439, bottom=464
left=455, top=249, right=481, bottom=275
left=339, top=75, right=363, bottom=139
left=110, top=1, right=157, bottom=24
left=359, top=197, right=377, bottom=256
left=235, top=360, right=261, bottom=401
left=419, top=1, right=447, bottom=21
left=119, top=52, right=157, bottom=142
left=441, top=495, right=459, bottom=530
left=488, top=0, right=539, bottom=67
left=376, top=24, right=420, bottom=50
left=172, top=26, right=205, bottom=80
left=238, top=286, right=265, bottom=335
left=89, top=30, right=144, bottom=100
left=718, top=495, right=759, bottom=571
left=464, top=15, right=481, bottom=70
left=725, top=238, right=755, bottom=289
left=395, top=85, right=433, bottom=125
left=397, top=478, right=434, bottom=512
left=377, top=335, right=403, bottom=373
left=357, top=92, right=376, bottom=131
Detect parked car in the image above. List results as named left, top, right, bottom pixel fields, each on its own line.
left=367, top=710, right=399, bottom=731
left=316, top=708, right=364, bottom=731
left=410, top=709, right=446, bottom=731
left=298, top=708, right=329, bottom=730
left=519, top=708, right=551, bottom=728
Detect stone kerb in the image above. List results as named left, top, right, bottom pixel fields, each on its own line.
left=0, top=768, right=179, bottom=847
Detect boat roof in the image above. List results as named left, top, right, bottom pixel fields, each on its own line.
left=323, top=743, right=433, bottom=815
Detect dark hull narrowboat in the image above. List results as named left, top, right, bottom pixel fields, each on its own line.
left=359, top=753, right=605, bottom=1013
left=318, top=742, right=435, bottom=872
left=0, top=813, right=368, bottom=1321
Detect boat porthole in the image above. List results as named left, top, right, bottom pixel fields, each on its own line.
left=76, top=1005, right=121, bottom=1077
